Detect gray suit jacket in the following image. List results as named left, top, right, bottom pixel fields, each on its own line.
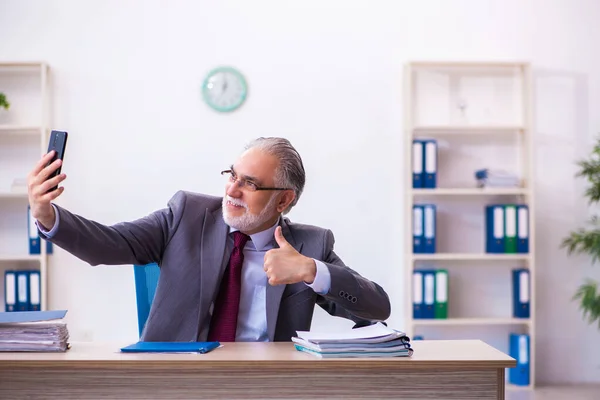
left=40, top=191, right=391, bottom=342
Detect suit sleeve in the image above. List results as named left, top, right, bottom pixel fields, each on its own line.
left=38, top=191, right=187, bottom=267
left=316, top=229, right=391, bottom=323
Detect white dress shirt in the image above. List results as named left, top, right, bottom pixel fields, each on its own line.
left=228, top=220, right=331, bottom=341
left=38, top=205, right=332, bottom=342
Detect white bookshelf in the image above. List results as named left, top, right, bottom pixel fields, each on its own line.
left=411, top=253, right=531, bottom=261
left=0, top=62, right=51, bottom=312
left=412, top=188, right=530, bottom=196
left=412, top=318, right=531, bottom=326
left=404, top=61, right=535, bottom=389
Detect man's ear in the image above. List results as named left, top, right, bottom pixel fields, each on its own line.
left=276, top=190, right=296, bottom=213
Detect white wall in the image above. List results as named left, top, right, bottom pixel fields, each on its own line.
left=1, top=0, right=600, bottom=384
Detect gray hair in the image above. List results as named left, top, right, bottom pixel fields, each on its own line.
left=244, top=137, right=306, bottom=214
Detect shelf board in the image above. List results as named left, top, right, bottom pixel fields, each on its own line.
left=0, top=62, right=47, bottom=68
left=0, top=192, right=28, bottom=199
left=412, top=253, right=530, bottom=261
left=409, top=61, right=529, bottom=68
left=0, top=255, right=42, bottom=262
left=0, top=125, right=44, bottom=135
left=412, top=188, right=529, bottom=196
left=412, top=318, right=531, bottom=326
left=412, top=125, right=524, bottom=134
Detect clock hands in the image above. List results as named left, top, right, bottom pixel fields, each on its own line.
left=221, top=77, right=228, bottom=94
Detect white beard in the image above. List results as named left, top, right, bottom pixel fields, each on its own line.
left=222, top=194, right=279, bottom=232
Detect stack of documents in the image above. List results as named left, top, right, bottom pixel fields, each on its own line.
left=292, top=322, right=413, bottom=358
left=475, top=169, right=520, bottom=188
left=0, top=310, right=70, bottom=352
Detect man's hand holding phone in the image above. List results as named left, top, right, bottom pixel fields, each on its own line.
left=27, top=151, right=67, bottom=230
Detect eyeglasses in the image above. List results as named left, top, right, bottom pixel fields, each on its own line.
left=220, top=169, right=292, bottom=192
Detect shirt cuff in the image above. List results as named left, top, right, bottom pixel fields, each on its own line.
left=36, top=204, right=60, bottom=238
left=304, top=260, right=331, bottom=295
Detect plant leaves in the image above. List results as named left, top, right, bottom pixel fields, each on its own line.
left=562, top=138, right=600, bottom=330
left=572, top=280, right=600, bottom=329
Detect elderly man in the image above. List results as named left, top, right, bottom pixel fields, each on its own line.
left=28, top=137, right=391, bottom=342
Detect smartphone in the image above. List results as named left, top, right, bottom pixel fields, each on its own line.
left=46, top=130, right=68, bottom=192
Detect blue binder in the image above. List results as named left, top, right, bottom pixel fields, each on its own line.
left=485, top=205, right=505, bottom=253
left=512, top=268, right=530, bottom=318
left=413, top=270, right=424, bottom=319
left=120, top=341, right=220, bottom=354
left=0, top=310, right=67, bottom=323
left=422, top=269, right=436, bottom=319
left=28, top=206, right=41, bottom=255
left=423, top=140, right=437, bottom=188
left=15, top=271, right=30, bottom=311
left=422, top=204, right=436, bottom=253
left=412, top=140, right=424, bottom=188
left=508, top=333, right=530, bottom=386
left=4, top=270, right=17, bottom=312
left=413, top=205, right=424, bottom=253
left=517, top=205, right=529, bottom=253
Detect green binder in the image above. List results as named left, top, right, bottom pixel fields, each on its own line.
left=434, top=269, right=448, bottom=319
left=504, top=204, right=517, bottom=253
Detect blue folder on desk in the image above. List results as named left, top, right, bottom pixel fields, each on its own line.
left=0, top=310, right=67, bottom=323
left=120, top=341, right=220, bottom=354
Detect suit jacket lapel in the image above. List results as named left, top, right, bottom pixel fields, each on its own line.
left=199, top=207, right=229, bottom=338
left=266, top=218, right=304, bottom=341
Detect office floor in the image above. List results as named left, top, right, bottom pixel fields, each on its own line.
left=507, top=385, right=600, bottom=400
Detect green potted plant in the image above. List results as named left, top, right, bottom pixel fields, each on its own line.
left=561, top=139, right=600, bottom=329
left=0, top=92, right=9, bottom=110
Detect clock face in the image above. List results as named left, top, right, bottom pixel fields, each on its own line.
left=202, top=67, right=248, bottom=112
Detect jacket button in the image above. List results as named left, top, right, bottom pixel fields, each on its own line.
left=352, top=297, right=357, bottom=303
left=339, top=290, right=345, bottom=297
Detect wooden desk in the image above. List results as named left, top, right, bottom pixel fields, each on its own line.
left=0, top=340, right=515, bottom=399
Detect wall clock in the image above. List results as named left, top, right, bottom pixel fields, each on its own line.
left=202, top=66, right=248, bottom=112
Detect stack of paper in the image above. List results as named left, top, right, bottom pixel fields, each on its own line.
left=475, top=169, right=520, bottom=188
left=0, top=310, right=70, bottom=352
left=292, top=322, right=413, bottom=358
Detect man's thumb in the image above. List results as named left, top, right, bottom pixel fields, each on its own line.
left=274, top=226, right=290, bottom=248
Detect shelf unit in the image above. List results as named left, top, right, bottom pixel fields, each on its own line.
left=404, top=61, right=535, bottom=388
left=0, top=62, right=51, bottom=312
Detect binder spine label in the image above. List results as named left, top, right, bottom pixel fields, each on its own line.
left=413, top=272, right=423, bottom=303
left=5, top=273, right=15, bottom=305
left=30, top=272, right=40, bottom=306
left=435, top=271, right=447, bottom=302
left=424, top=206, right=434, bottom=239
left=506, top=206, right=516, bottom=237
left=414, top=207, right=423, bottom=236
left=519, top=336, right=528, bottom=364
left=519, top=271, right=529, bottom=303
left=28, top=207, right=37, bottom=239
left=518, top=206, right=528, bottom=238
left=425, top=142, right=437, bottom=173
left=493, top=207, right=503, bottom=238
left=424, top=273, right=434, bottom=305
left=413, top=142, right=423, bottom=173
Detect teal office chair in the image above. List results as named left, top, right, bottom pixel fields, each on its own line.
left=133, top=263, right=160, bottom=338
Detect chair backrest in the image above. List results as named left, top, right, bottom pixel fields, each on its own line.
left=133, top=263, right=160, bottom=338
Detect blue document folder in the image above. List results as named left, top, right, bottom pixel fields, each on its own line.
left=120, top=341, right=220, bottom=354
left=512, top=268, right=530, bottom=318
left=508, top=333, right=530, bottom=386
left=0, top=310, right=67, bottom=324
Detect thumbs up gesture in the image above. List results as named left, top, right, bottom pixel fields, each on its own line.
left=264, top=226, right=316, bottom=286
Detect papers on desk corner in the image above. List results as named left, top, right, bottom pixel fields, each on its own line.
left=0, top=310, right=70, bottom=352
left=292, top=322, right=413, bottom=358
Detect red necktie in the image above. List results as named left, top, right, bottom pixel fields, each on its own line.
left=207, top=231, right=250, bottom=342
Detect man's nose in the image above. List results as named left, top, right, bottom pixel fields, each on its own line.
left=226, top=182, right=242, bottom=197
